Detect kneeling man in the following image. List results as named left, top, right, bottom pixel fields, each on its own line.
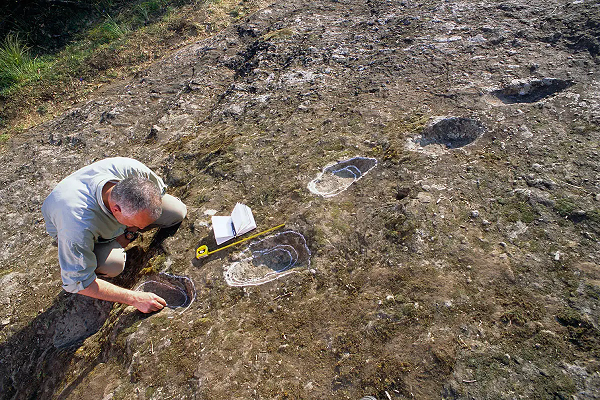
left=42, top=157, right=187, bottom=313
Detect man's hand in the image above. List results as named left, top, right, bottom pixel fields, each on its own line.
left=79, top=279, right=166, bottom=313
left=131, top=291, right=167, bottom=313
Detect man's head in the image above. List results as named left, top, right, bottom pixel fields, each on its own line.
left=109, top=177, right=162, bottom=229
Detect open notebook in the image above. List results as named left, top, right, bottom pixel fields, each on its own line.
left=211, top=203, right=257, bottom=245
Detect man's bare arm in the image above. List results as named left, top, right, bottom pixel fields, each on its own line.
left=79, top=278, right=166, bottom=313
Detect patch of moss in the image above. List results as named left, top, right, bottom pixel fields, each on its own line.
left=262, top=28, right=295, bottom=41
left=571, top=122, right=599, bottom=136
left=193, top=317, right=211, bottom=326
left=587, top=208, right=600, bottom=225
left=504, top=199, right=537, bottom=223
left=384, top=211, right=416, bottom=243
left=554, top=198, right=578, bottom=217
left=140, top=253, right=166, bottom=275
left=388, top=114, right=430, bottom=135
left=151, top=315, right=171, bottom=328
left=556, top=308, right=599, bottom=353
left=499, top=309, right=527, bottom=326
left=145, top=386, right=156, bottom=398
left=556, top=308, right=586, bottom=327
left=120, top=320, right=143, bottom=336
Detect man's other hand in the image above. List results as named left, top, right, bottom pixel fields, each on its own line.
left=116, top=233, right=129, bottom=248
left=132, top=292, right=167, bottom=313
left=115, top=231, right=135, bottom=248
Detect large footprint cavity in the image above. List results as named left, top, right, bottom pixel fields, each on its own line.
left=308, top=157, right=378, bottom=198
left=224, top=231, right=311, bottom=287
left=135, top=272, right=196, bottom=311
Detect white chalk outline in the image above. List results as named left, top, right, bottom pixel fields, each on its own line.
left=307, top=157, right=378, bottom=198
left=224, top=230, right=311, bottom=287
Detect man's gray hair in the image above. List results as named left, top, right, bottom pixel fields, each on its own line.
left=111, top=177, right=162, bottom=220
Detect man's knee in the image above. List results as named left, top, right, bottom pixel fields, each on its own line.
left=95, top=243, right=126, bottom=278
left=155, top=194, right=187, bottom=228
left=97, top=259, right=125, bottom=278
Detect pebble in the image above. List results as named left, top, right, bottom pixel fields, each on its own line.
left=193, top=219, right=210, bottom=228
left=417, top=192, right=433, bottom=203
left=471, top=210, right=480, bottom=218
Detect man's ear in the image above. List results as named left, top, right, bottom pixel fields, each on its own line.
left=111, top=204, right=122, bottom=215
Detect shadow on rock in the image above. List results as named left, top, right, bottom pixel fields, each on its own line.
left=0, top=235, right=173, bottom=400
left=0, top=292, right=113, bottom=399
left=148, top=222, right=183, bottom=250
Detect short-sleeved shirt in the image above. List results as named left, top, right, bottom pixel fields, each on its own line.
left=41, top=157, right=166, bottom=293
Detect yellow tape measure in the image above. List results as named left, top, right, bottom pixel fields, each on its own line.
left=196, top=223, right=286, bottom=259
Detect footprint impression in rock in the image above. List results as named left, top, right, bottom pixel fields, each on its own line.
left=406, top=116, right=486, bottom=155
left=135, top=272, right=196, bottom=311
left=307, top=157, right=378, bottom=198
left=490, top=78, right=573, bottom=104
left=417, top=116, right=486, bottom=149
left=224, top=231, right=311, bottom=287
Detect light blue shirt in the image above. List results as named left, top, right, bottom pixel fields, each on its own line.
left=41, top=157, right=166, bottom=293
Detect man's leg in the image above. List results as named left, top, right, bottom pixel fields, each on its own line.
left=150, top=194, right=187, bottom=228
left=94, top=241, right=126, bottom=278
left=94, top=195, right=185, bottom=276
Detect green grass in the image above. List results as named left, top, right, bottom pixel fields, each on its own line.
left=0, top=34, right=50, bottom=93
left=88, top=15, right=130, bottom=45
left=135, top=0, right=171, bottom=24
left=0, top=0, right=268, bottom=139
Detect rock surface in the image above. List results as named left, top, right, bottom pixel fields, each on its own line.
left=1, top=0, right=599, bottom=399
